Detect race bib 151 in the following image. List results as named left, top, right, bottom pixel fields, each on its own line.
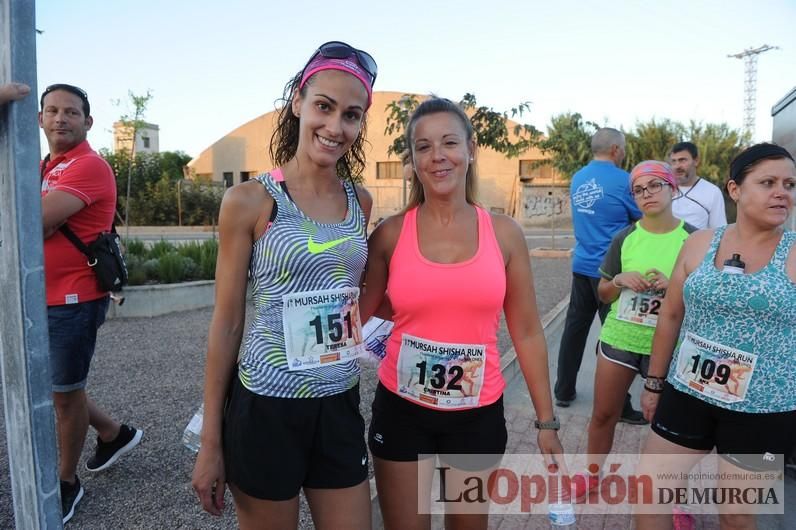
left=282, top=287, right=364, bottom=371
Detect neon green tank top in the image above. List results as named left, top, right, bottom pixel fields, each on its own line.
left=599, top=220, right=696, bottom=354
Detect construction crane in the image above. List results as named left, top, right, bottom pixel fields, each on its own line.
left=728, top=44, right=779, bottom=139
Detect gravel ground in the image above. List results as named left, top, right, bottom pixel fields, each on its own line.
left=0, top=256, right=572, bottom=529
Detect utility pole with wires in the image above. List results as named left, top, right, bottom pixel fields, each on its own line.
left=727, top=44, right=779, bottom=139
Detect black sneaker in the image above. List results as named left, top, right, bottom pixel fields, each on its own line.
left=85, top=424, right=143, bottom=472
left=555, top=393, right=576, bottom=408
left=61, top=476, right=84, bottom=524
left=619, top=402, right=648, bottom=425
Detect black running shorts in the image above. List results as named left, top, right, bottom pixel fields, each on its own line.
left=598, top=340, right=650, bottom=379
left=223, top=377, right=368, bottom=500
left=368, top=382, right=508, bottom=467
left=652, top=382, right=796, bottom=472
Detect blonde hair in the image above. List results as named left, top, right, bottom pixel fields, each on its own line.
left=403, top=97, right=478, bottom=211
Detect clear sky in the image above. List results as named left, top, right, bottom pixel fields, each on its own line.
left=34, top=0, right=796, bottom=158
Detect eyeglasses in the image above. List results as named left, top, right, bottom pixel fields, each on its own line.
left=303, top=41, right=378, bottom=85
left=631, top=181, right=670, bottom=197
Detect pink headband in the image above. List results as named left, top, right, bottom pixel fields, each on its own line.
left=630, top=160, right=678, bottom=191
left=299, top=56, right=373, bottom=109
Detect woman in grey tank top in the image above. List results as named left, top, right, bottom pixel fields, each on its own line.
left=192, top=41, right=377, bottom=530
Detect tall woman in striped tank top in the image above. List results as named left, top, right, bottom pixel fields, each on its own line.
left=192, top=41, right=377, bottom=529
left=360, top=97, right=564, bottom=530
left=636, top=144, right=796, bottom=530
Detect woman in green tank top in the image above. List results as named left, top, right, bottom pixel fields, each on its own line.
left=573, top=161, right=694, bottom=502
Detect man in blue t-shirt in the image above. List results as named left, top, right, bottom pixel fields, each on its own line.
left=554, top=128, right=646, bottom=424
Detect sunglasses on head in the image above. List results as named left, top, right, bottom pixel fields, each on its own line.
left=40, top=83, right=90, bottom=113
left=304, top=41, right=378, bottom=85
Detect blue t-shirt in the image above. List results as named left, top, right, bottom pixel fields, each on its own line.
left=570, top=160, right=641, bottom=277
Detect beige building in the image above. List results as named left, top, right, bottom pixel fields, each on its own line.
left=187, top=91, right=565, bottom=224
left=113, top=121, right=160, bottom=154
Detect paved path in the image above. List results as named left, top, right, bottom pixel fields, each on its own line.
left=3, top=248, right=791, bottom=529
left=0, top=256, right=570, bottom=529
left=491, top=318, right=794, bottom=530
left=491, top=317, right=651, bottom=530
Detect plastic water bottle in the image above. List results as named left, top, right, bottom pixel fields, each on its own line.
left=722, top=253, right=745, bottom=275
left=182, top=403, right=204, bottom=453
left=548, top=500, right=576, bottom=527
left=548, top=480, right=576, bottom=527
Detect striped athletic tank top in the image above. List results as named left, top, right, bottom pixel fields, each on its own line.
left=378, top=205, right=507, bottom=409
left=667, top=227, right=796, bottom=413
left=238, top=169, right=367, bottom=398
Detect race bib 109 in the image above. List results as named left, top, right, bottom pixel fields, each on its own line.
left=282, top=287, right=364, bottom=371
left=674, top=332, right=757, bottom=403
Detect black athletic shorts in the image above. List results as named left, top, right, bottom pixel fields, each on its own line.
left=651, top=382, right=796, bottom=472
left=599, top=341, right=650, bottom=379
left=223, top=376, right=368, bottom=501
left=368, top=382, right=508, bottom=468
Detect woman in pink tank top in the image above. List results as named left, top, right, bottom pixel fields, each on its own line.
left=360, top=97, right=563, bottom=530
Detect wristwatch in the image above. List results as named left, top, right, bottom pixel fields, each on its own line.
left=644, top=376, right=665, bottom=393
left=534, top=416, right=560, bottom=430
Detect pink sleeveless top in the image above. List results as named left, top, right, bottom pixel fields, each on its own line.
left=378, top=205, right=507, bottom=409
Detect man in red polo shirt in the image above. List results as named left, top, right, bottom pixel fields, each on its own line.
left=39, top=84, right=142, bottom=524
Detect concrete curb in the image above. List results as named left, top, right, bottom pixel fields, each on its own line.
left=529, top=247, right=573, bottom=258
left=124, top=226, right=217, bottom=234
left=107, top=280, right=215, bottom=319
left=499, top=295, right=570, bottom=384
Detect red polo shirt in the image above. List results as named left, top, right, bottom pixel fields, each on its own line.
left=41, top=141, right=116, bottom=306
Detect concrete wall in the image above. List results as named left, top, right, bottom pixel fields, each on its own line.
left=772, top=87, right=796, bottom=230
left=113, top=121, right=160, bottom=154
left=107, top=280, right=215, bottom=319
left=518, top=184, right=571, bottom=228
left=772, top=86, right=796, bottom=157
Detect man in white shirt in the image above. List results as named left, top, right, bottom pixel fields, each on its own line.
left=669, top=141, right=727, bottom=229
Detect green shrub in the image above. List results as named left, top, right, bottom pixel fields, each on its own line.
left=199, top=239, right=218, bottom=280
left=149, top=239, right=176, bottom=259
left=181, top=256, right=199, bottom=280
left=157, top=252, right=185, bottom=284
left=123, top=238, right=148, bottom=259
left=143, top=258, right=161, bottom=281
left=125, top=255, right=148, bottom=286
left=177, top=240, right=204, bottom=264
left=119, top=237, right=219, bottom=286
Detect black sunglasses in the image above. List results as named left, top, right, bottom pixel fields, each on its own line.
left=40, top=83, right=90, bottom=114
left=303, top=41, right=378, bottom=85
